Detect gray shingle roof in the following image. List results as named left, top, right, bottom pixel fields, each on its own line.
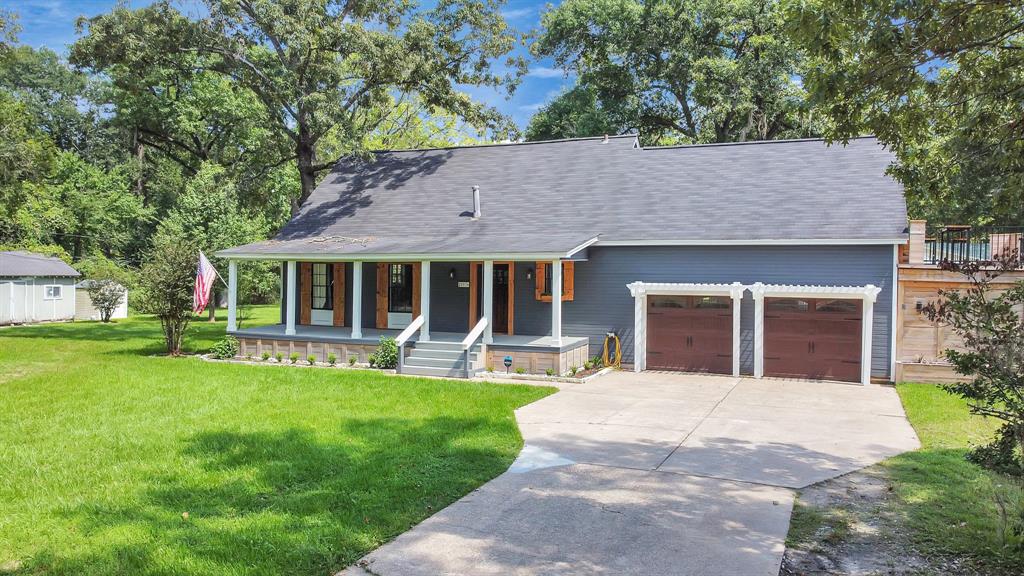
left=220, top=135, right=906, bottom=258
left=0, top=251, right=81, bottom=277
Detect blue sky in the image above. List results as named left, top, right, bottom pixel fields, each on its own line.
left=0, top=0, right=572, bottom=130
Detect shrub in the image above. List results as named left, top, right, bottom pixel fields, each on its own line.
left=923, top=254, right=1024, bottom=475
left=289, top=352, right=299, bottom=364
left=209, top=336, right=239, bottom=359
left=307, top=354, right=316, bottom=365
left=137, top=232, right=197, bottom=355
left=372, top=336, right=399, bottom=369
left=85, top=279, right=126, bottom=322
left=275, top=352, right=283, bottom=363
left=591, top=355, right=603, bottom=368
left=514, top=367, right=526, bottom=375
left=348, top=355, right=357, bottom=366
left=261, top=351, right=271, bottom=361
left=569, top=365, right=580, bottom=377
left=545, top=368, right=555, bottom=376
left=328, top=353, right=337, bottom=365
left=486, top=366, right=494, bottom=373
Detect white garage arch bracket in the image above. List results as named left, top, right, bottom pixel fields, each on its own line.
left=626, top=282, right=747, bottom=376
left=748, top=283, right=882, bottom=385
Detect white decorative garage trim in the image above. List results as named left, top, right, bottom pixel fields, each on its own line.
left=748, top=283, right=882, bottom=386
left=626, top=282, right=747, bottom=376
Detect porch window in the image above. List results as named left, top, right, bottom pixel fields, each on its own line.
left=388, top=264, right=414, bottom=313
left=311, top=263, right=333, bottom=310
left=534, top=261, right=574, bottom=302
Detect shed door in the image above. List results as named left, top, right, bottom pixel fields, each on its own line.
left=646, top=295, right=732, bottom=374
left=764, top=297, right=862, bottom=382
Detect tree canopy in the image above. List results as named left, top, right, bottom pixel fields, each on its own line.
left=524, top=85, right=625, bottom=141
left=72, top=0, right=523, bottom=209
left=788, top=0, right=1024, bottom=225
left=533, top=0, right=820, bottom=144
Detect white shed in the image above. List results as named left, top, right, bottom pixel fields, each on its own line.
left=0, top=251, right=81, bottom=325
left=75, top=279, right=129, bottom=321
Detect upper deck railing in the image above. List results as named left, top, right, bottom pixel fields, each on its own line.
left=924, top=225, right=1024, bottom=264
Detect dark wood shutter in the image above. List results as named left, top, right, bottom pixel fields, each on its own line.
left=299, top=262, right=312, bottom=325
left=412, top=262, right=422, bottom=319
left=376, top=263, right=388, bottom=328
left=332, top=263, right=345, bottom=326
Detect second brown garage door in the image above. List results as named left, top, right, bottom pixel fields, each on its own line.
left=647, top=295, right=732, bottom=374
left=764, top=297, right=862, bottom=382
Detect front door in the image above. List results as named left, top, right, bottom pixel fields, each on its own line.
left=474, top=263, right=511, bottom=334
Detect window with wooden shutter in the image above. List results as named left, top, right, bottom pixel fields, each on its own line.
left=300, top=262, right=312, bottom=325
left=534, top=261, right=574, bottom=302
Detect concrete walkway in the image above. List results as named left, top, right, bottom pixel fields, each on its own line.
left=343, top=372, right=920, bottom=576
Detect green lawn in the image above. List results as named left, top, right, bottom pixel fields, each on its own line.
left=0, top=307, right=553, bottom=575
left=886, top=384, right=1024, bottom=569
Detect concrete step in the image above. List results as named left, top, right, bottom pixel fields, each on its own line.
left=411, top=340, right=466, bottom=351
left=401, top=365, right=479, bottom=378
left=408, top=348, right=474, bottom=361
left=404, top=356, right=471, bottom=369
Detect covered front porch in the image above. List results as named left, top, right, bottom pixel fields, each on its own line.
left=221, top=252, right=594, bottom=376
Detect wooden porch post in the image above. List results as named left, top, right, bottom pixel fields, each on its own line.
left=420, top=260, right=431, bottom=341
left=285, top=260, right=296, bottom=335
left=483, top=260, right=493, bottom=344
left=351, top=262, right=363, bottom=339
left=551, top=259, right=562, bottom=346
left=227, top=260, right=237, bottom=332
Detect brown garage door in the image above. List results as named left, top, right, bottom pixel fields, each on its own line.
left=764, top=297, right=862, bottom=382
left=647, top=295, right=732, bottom=374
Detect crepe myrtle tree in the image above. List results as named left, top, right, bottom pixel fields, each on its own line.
left=85, top=279, right=125, bottom=323
left=923, top=253, right=1024, bottom=475
left=138, top=230, right=198, bottom=355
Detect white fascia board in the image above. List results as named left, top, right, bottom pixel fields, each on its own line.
left=565, top=236, right=601, bottom=258
left=596, top=238, right=908, bottom=246
left=214, top=251, right=571, bottom=262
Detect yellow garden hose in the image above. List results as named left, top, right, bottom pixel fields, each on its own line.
left=602, top=332, right=621, bottom=368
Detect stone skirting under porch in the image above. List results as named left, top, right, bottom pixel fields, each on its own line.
left=231, top=324, right=591, bottom=376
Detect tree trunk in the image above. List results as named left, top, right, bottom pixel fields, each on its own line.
left=208, top=292, right=217, bottom=322
left=294, top=117, right=318, bottom=215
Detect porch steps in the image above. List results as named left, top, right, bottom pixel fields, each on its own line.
left=402, top=340, right=485, bottom=378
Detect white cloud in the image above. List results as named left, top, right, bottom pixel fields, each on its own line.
left=527, top=66, right=569, bottom=79
left=501, top=7, right=535, bottom=19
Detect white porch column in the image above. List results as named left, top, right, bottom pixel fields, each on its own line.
left=551, top=259, right=562, bottom=345
left=227, top=260, right=238, bottom=332
left=861, top=285, right=878, bottom=386
left=483, top=260, right=494, bottom=344
left=751, top=283, right=765, bottom=378
left=632, top=288, right=645, bottom=372
left=285, top=260, right=297, bottom=335
left=351, top=261, right=363, bottom=339
left=730, top=282, right=744, bottom=377
left=420, top=260, right=431, bottom=341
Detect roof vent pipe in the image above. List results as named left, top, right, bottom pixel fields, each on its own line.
left=472, top=185, right=482, bottom=218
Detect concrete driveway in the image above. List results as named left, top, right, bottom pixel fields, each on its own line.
left=343, top=372, right=920, bottom=576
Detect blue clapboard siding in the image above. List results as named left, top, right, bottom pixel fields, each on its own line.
left=279, top=244, right=895, bottom=377
left=512, top=245, right=895, bottom=378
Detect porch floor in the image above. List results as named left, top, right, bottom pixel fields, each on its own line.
left=231, top=324, right=589, bottom=352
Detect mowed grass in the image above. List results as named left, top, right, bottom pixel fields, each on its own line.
left=886, top=384, right=1024, bottom=570
left=0, top=307, right=553, bottom=575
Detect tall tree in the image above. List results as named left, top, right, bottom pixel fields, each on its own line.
left=524, top=85, right=626, bottom=141
left=533, top=0, right=819, bottom=144
left=787, top=0, right=1024, bottom=225
left=73, top=0, right=523, bottom=212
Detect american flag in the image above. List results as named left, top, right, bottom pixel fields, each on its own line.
left=193, top=251, right=219, bottom=314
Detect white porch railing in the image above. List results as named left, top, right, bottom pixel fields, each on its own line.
left=396, top=315, right=425, bottom=373
left=461, top=317, right=488, bottom=378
